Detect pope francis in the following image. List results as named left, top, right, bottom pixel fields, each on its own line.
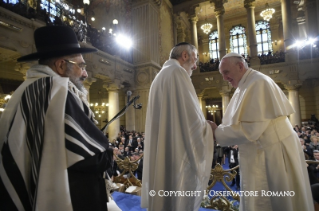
left=141, top=43, right=215, bottom=211
left=209, top=52, right=314, bottom=211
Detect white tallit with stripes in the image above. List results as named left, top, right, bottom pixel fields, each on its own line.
left=0, top=65, right=107, bottom=211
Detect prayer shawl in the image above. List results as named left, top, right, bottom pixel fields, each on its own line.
left=0, top=65, right=112, bottom=211
left=141, top=59, right=214, bottom=211
left=215, top=69, right=314, bottom=211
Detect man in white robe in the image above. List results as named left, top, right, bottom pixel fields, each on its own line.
left=209, top=52, right=314, bottom=211
left=141, top=42, right=215, bottom=211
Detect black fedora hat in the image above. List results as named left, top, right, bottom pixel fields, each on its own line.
left=17, top=25, right=97, bottom=62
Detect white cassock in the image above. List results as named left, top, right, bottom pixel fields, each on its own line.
left=141, top=59, right=214, bottom=211
left=215, top=68, right=314, bottom=211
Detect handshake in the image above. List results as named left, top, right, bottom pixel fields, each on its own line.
left=207, top=120, right=218, bottom=132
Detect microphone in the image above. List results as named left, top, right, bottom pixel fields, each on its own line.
left=127, top=90, right=132, bottom=105
left=134, top=104, right=142, bottom=109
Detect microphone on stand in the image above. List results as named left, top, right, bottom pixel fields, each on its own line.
left=134, top=103, right=142, bottom=109
left=127, top=90, right=132, bottom=105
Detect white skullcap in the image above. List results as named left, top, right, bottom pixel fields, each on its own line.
left=222, top=52, right=243, bottom=59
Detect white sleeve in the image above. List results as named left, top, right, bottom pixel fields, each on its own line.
left=214, top=120, right=271, bottom=146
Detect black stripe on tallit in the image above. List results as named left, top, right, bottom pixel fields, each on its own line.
left=0, top=176, right=19, bottom=211
left=20, top=77, right=52, bottom=209
left=83, top=101, right=90, bottom=116
left=65, top=123, right=102, bottom=155
left=1, top=142, right=31, bottom=211
left=65, top=139, right=92, bottom=158
left=64, top=92, right=108, bottom=156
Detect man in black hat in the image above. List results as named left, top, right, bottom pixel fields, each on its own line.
left=0, top=26, right=113, bottom=211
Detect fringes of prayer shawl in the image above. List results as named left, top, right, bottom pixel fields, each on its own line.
left=67, top=81, right=98, bottom=124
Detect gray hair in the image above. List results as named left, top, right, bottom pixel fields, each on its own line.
left=169, top=43, right=197, bottom=60
left=220, top=56, right=249, bottom=70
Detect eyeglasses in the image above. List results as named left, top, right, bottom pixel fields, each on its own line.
left=64, top=59, right=87, bottom=70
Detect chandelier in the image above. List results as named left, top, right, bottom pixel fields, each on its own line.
left=89, top=102, right=108, bottom=118
left=201, top=23, right=213, bottom=34
left=201, top=5, right=212, bottom=34
left=260, top=3, right=275, bottom=22
left=205, top=104, right=218, bottom=115
left=0, top=94, right=11, bottom=112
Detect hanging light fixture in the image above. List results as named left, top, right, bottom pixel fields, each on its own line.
left=200, top=6, right=212, bottom=34
left=260, top=3, right=275, bottom=21
left=201, top=23, right=213, bottom=34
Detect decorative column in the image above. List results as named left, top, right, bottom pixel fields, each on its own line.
left=198, top=95, right=203, bottom=110
left=105, top=83, right=121, bottom=140
left=214, top=0, right=227, bottom=59
left=284, top=82, right=302, bottom=126
left=177, top=23, right=186, bottom=43
left=190, top=16, right=199, bottom=49
left=244, top=0, right=258, bottom=66
left=219, top=82, right=232, bottom=114
left=305, top=0, right=318, bottom=39
left=125, top=90, right=136, bottom=131
left=202, top=99, right=207, bottom=119
left=132, top=0, right=161, bottom=65
left=281, top=0, right=298, bottom=62
left=296, top=6, right=307, bottom=40
left=220, top=92, right=230, bottom=115
left=132, top=0, right=162, bottom=132
left=83, top=77, right=96, bottom=102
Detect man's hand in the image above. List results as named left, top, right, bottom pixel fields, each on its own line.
left=207, top=120, right=218, bottom=131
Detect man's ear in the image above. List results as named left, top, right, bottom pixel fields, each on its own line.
left=181, top=50, right=188, bottom=61
left=54, top=59, right=67, bottom=76
left=238, top=61, right=244, bottom=72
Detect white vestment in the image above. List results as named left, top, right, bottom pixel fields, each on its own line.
left=141, top=59, right=214, bottom=211
left=215, top=68, right=314, bottom=211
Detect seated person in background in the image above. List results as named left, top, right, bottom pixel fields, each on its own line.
left=133, top=152, right=143, bottom=181
left=123, top=146, right=130, bottom=157
left=310, top=136, right=319, bottom=150
left=301, top=138, right=313, bottom=159
left=310, top=150, right=319, bottom=177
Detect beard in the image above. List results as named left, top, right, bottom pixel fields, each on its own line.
left=182, top=58, right=193, bottom=77
left=65, top=68, right=88, bottom=94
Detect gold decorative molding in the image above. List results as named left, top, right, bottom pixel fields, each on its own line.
left=0, top=20, right=22, bottom=32
left=244, top=0, right=255, bottom=8
left=190, top=16, right=198, bottom=23
left=0, top=8, right=34, bottom=29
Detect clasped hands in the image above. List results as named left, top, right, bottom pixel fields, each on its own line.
left=207, top=120, right=217, bottom=131
left=207, top=120, right=217, bottom=141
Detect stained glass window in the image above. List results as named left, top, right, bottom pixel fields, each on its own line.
left=209, top=30, right=219, bottom=60
left=255, top=21, right=273, bottom=55
left=229, top=25, right=247, bottom=57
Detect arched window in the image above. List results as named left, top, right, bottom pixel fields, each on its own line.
left=255, top=21, right=273, bottom=55
left=230, top=25, right=247, bottom=57
left=209, top=31, right=219, bottom=60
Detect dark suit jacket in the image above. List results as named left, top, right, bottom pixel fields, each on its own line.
left=135, top=158, right=143, bottom=181
left=228, top=148, right=239, bottom=167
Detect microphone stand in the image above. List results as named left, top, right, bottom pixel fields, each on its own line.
left=101, top=95, right=140, bottom=134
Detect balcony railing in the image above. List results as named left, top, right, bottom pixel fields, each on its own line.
left=0, top=0, right=132, bottom=63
